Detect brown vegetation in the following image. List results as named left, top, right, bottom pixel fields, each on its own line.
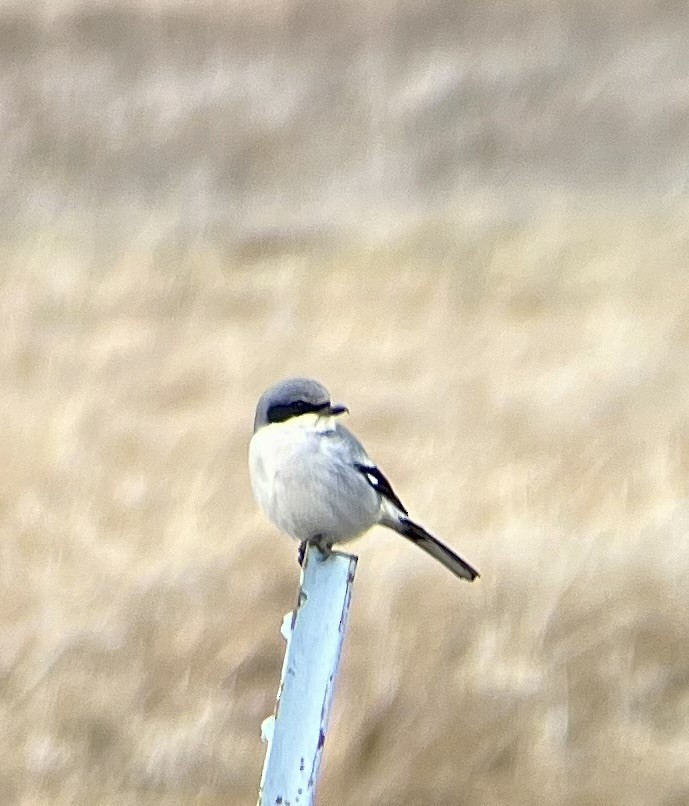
left=2, top=2, right=688, bottom=804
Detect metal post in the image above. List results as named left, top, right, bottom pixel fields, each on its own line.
left=258, top=545, right=358, bottom=806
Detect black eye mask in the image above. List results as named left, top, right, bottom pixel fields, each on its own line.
left=266, top=400, right=329, bottom=423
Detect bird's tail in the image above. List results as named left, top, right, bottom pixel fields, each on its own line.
left=395, top=517, right=479, bottom=582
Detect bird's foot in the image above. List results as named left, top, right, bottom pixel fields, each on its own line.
left=297, top=535, right=331, bottom=567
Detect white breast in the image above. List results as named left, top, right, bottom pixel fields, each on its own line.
left=248, top=417, right=381, bottom=543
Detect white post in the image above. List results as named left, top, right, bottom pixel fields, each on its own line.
left=258, top=545, right=358, bottom=806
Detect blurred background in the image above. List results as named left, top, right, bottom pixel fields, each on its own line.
left=2, top=1, right=689, bottom=804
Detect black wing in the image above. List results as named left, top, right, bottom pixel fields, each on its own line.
left=354, top=463, right=408, bottom=514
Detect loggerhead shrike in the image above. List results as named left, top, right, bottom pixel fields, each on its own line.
left=249, top=378, right=479, bottom=581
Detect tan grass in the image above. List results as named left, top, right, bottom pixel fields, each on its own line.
left=2, top=1, right=689, bottom=803
left=2, top=207, right=689, bottom=805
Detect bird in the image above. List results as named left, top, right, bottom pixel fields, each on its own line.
left=249, top=378, right=479, bottom=581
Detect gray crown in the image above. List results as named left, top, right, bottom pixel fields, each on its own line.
left=253, top=377, right=332, bottom=431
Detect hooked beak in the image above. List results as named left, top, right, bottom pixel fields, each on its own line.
left=327, top=402, right=349, bottom=416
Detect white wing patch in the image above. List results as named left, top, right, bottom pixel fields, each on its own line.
left=354, top=463, right=408, bottom=514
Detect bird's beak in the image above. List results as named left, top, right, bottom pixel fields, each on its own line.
left=327, top=402, right=348, bottom=416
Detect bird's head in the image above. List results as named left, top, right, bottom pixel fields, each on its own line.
left=253, top=378, right=348, bottom=432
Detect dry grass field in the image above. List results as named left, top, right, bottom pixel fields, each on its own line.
left=2, top=2, right=689, bottom=804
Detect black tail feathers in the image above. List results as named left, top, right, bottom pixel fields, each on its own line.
left=397, top=517, right=479, bottom=582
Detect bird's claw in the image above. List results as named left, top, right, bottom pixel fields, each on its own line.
left=297, top=536, right=331, bottom=567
